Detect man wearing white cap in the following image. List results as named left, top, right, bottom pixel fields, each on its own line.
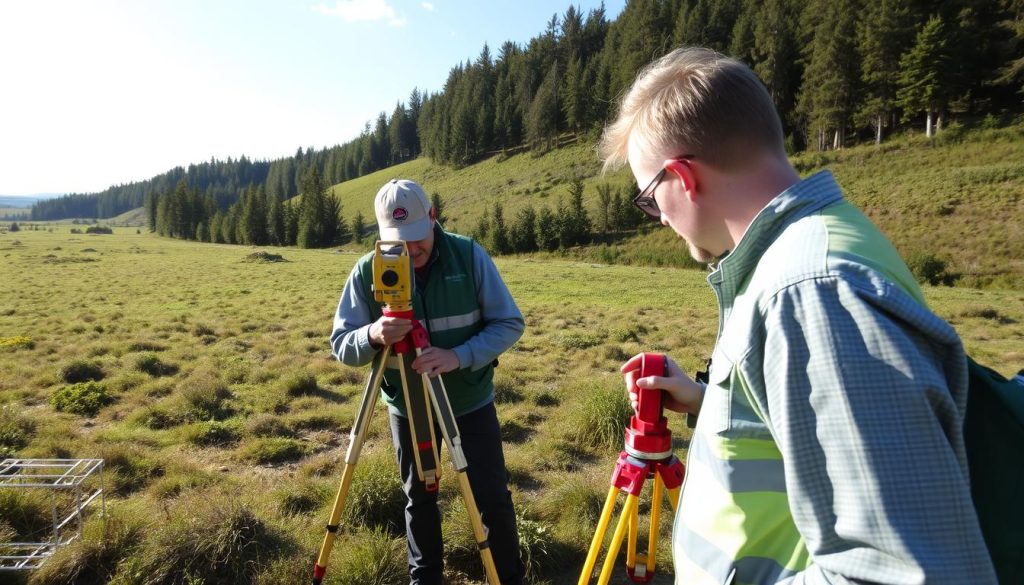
left=331, top=179, right=526, bottom=585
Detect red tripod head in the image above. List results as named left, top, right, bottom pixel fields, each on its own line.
left=623, top=353, right=673, bottom=459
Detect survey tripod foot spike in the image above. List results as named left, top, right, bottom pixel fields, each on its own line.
left=578, top=353, right=685, bottom=585
left=312, top=240, right=502, bottom=585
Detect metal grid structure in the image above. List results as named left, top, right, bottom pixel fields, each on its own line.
left=0, top=458, right=105, bottom=571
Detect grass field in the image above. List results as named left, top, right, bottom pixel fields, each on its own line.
left=1, top=226, right=1021, bottom=584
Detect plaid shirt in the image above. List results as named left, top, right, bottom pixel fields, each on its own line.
left=685, top=170, right=996, bottom=584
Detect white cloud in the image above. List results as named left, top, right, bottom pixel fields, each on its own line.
left=421, top=2, right=435, bottom=11
left=312, top=0, right=406, bottom=26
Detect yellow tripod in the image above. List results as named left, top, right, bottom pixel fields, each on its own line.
left=579, top=353, right=685, bottom=585
left=312, top=241, right=502, bottom=585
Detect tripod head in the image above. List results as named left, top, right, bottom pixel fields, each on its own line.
left=372, top=240, right=413, bottom=313
left=623, top=353, right=673, bottom=460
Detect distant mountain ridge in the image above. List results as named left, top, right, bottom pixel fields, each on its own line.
left=0, top=194, right=60, bottom=207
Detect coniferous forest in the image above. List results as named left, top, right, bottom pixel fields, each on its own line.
left=31, top=0, right=1024, bottom=252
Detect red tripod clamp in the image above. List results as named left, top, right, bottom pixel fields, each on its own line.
left=382, top=307, right=430, bottom=355
left=623, top=353, right=672, bottom=459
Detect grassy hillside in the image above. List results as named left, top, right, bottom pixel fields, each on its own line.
left=1, top=228, right=1021, bottom=584
left=331, top=123, right=1024, bottom=289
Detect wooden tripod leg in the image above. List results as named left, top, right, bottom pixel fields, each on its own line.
left=399, top=351, right=440, bottom=488
left=423, top=366, right=502, bottom=585
left=313, top=347, right=390, bottom=584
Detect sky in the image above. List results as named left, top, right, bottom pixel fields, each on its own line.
left=0, top=0, right=626, bottom=197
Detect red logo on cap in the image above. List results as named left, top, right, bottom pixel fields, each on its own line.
left=392, top=207, right=408, bottom=221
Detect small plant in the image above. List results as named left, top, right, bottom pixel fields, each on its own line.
left=343, top=451, right=404, bottom=532
left=907, top=252, right=951, bottom=286
left=335, top=527, right=406, bottom=585
left=133, top=353, right=178, bottom=377
left=281, top=371, right=319, bottom=397
left=243, top=250, right=286, bottom=263
left=0, top=407, right=35, bottom=457
left=0, top=335, right=33, bottom=350
left=51, top=381, right=113, bottom=416
left=275, top=479, right=330, bottom=515
left=239, top=437, right=309, bottom=464
left=58, top=359, right=105, bottom=383
left=566, top=382, right=632, bottom=451
left=85, top=225, right=113, bottom=234
left=185, top=420, right=241, bottom=447
left=556, top=332, right=606, bottom=350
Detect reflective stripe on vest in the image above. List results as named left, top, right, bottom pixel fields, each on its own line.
left=427, top=309, right=480, bottom=333
left=675, top=415, right=810, bottom=583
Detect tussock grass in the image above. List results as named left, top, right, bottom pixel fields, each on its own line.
left=0, top=405, right=35, bottom=456
left=564, top=382, right=632, bottom=452
left=57, top=359, right=104, bottom=383
left=28, top=506, right=147, bottom=585
left=333, top=527, right=406, bottom=585
left=238, top=437, right=310, bottom=464
left=343, top=450, right=405, bottom=533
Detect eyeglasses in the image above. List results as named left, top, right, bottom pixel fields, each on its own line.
left=632, top=157, right=694, bottom=219
left=632, top=168, right=668, bottom=219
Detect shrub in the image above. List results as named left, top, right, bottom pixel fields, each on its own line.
left=907, top=252, right=951, bottom=286
left=133, top=353, right=178, bottom=377
left=51, top=381, right=113, bottom=416
left=58, top=359, right=105, bottom=383
left=556, top=332, right=605, bottom=350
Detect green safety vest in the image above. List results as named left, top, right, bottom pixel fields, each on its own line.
left=356, top=228, right=494, bottom=416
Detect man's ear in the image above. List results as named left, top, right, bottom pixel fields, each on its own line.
left=429, top=207, right=437, bottom=221
left=665, top=159, right=698, bottom=201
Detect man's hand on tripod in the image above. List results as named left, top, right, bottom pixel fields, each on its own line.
left=369, top=316, right=413, bottom=348
left=412, top=347, right=460, bottom=377
left=621, top=353, right=704, bottom=416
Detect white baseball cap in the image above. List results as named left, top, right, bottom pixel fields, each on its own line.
left=374, top=179, right=433, bottom=241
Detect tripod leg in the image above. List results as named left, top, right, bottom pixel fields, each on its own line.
left=313, top=347, right=390, bottom=585
left=579, top=486, right=621, bottom=585
left=642, top=473, right=665, bottom=580
left=597, top=495, right=640, bottom=585
left=422, top=369, right=503, bottom=585
left=398, top=352, right=440, bottom=489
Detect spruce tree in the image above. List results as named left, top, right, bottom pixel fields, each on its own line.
left=351, top=210, right=366, bottom=244
left=536, top=206, right=559, bottom=252
left=490, top=202, right=511, bottom=255
left=857, top=0, right=913, bottom=144
left=897, top=15, right=953, bottom=137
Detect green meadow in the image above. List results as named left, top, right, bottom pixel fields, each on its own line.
left=1, top=222, right=1021, bottom=584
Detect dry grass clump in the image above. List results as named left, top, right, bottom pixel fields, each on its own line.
left=28, top=506, right=148, bottom=585
left=274, top=478, right=331, bottom=516
left=238, top=437, right=310, bottom=464
left=0, top=405, right=35, bottom=456
left=342, top=450, right=404, bottom=533
left=57, top=359, right=105, bottom=384
left=564, top=382, right=631, bottom=451
left=97, top=443, right=165, bottom=495
left=333, top=527, right=406, bottom=585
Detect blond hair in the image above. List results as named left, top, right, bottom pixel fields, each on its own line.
left=600, top=47, right=783, bottom=173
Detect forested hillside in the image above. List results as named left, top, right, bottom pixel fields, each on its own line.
left=31, top=0, right=1024, bottom=225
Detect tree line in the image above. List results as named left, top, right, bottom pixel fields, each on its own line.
left=37, top=0, right=1024, bottom=223
left=148, top=169, right=650, bottom=255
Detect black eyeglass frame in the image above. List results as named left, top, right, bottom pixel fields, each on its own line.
left=631, top=156, right=694, bottom=219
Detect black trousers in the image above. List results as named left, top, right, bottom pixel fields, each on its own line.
left=389, top=400, right=524, bottom=585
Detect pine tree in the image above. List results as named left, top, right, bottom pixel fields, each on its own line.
left=351, top=210, right=366, bottom=244
left=536, top=205, right=559, bottom=251
left=897, top=15, right=953, bottom=137
left=431, top=192, right=446, bottom=227
left=490, top=202, right=511, bottom=255
left=796, top=0, right=860, bottom=150
left=857, top=0, right=913, bottom=144
left=596, top=183, right=613, bottom=234
left=510, top=205, right=538, bottom=253
left=297, top=167, right=328, bottom=248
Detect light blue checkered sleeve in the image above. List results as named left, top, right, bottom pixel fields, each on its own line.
left=757, top=275, right=996, bottom=585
